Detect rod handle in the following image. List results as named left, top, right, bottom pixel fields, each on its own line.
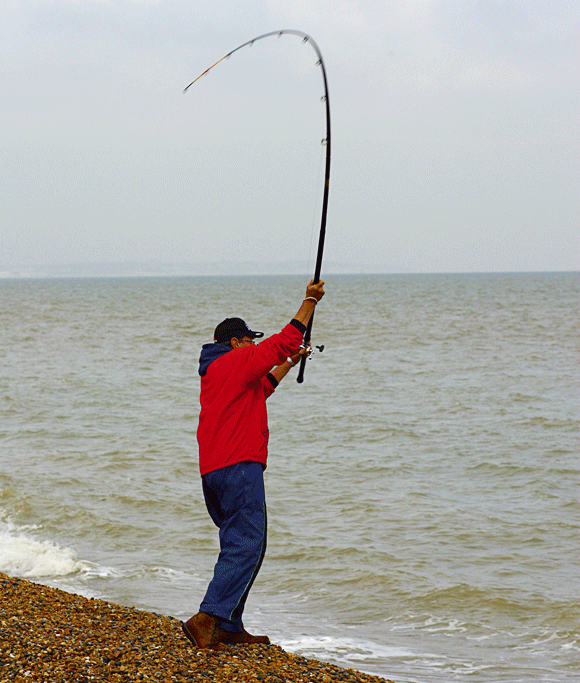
left=296, top=311, right=315, bottom=383
left=296, top=354, right=307, bottom=383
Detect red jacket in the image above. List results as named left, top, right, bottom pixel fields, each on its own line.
left=196, top=321, right=304, bottom=476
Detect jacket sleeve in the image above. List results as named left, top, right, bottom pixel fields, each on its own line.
left=239, top=322, right=304, bottom=387
left=261, top=373, right=278, bottom=399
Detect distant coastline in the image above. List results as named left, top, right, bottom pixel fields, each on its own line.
left=1, top=262, right=578, bottom=280
left=0, top=261, right=380, bottom=279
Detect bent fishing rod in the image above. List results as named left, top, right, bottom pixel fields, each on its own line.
left=184, top=30, right=331, bottom=384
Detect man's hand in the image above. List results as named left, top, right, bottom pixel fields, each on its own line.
left=294, top=279, right=325, bottom=327
left=289, top=345, right=311, bottom=366
left=305, top=279, right=325, bottom=302
left=270, top=345, right=311, bottom=384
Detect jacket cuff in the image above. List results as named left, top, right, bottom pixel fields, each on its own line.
left=290, top=319, right=307, bottom=334
left=266, top=372, right=279, bottom=389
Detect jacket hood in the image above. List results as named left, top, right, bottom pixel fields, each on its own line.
left=198, top=342, right=232, bottom=376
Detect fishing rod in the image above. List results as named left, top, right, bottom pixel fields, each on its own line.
left=184, top=30, right=331, bottom=384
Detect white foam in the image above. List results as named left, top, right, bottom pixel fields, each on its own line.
left=140, top=566, right=188, bottom=581
left=279, top=635, right=414, bottom=661
left=0, top=529, right=83, bottom=578
left=0, top=511, right=189, bottom=592
left=0, top=512, right=85, bottom=579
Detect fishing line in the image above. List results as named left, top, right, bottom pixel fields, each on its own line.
left=184, top=30, right=331, bottom=384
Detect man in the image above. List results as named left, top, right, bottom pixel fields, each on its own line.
left=181, top=279, right=325, bottom=649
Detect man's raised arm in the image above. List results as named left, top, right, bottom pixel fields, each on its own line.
left=292, top=279, right=325, bottom=328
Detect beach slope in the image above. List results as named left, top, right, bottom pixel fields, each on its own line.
left=1, top=573, right=393, bottom=682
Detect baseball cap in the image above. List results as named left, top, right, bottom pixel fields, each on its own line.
left=214, top=317, right=264, bottom=344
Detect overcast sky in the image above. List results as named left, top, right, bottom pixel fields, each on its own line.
left=2, top=0, right=579, bottom=275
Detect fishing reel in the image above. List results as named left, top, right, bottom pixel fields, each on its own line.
left=296, top=342, right=324, bottom=384
left=300, top=343, right=325, bottom=360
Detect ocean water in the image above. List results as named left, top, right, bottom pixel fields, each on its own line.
left=1, top=272, right=578, bottom=683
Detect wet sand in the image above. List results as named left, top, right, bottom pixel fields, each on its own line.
left=0, top=573, right=393, bottom=682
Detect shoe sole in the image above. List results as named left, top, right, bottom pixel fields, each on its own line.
left=181, top=620, right=199, bottom=648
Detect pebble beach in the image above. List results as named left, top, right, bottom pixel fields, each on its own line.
left=0, top=573, right=394, bottom=683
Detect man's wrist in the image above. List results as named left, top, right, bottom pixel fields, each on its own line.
left=290, top=319, right=307, bottom=334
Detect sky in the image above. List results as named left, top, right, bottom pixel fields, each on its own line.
left=1, top=0, right=579, bottom=276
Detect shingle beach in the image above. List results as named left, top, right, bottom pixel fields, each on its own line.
left=1, top=573, right=394, bottom=682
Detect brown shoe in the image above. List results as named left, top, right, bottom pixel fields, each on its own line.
left=219, top=623, right=270, bottom=645
left=181, top=612, right=223, bottom=649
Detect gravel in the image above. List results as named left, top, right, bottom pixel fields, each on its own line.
left=0, top=572, right=393, bottom=683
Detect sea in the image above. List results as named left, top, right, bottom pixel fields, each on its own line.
left=1, top=272, right=578, bottom=683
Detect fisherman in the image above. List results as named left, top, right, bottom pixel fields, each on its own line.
left=182, top=279, right=325, bottom=649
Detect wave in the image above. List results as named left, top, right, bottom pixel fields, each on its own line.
left=0, top=510, right=98, bottom=580
left=279, top=634, right=417, bottom=674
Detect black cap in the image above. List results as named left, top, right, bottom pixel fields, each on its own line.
left=214, top=317, right=264, bottom=344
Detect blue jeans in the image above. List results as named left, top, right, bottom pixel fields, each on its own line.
left=200, top=461, right=267, bottom=633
